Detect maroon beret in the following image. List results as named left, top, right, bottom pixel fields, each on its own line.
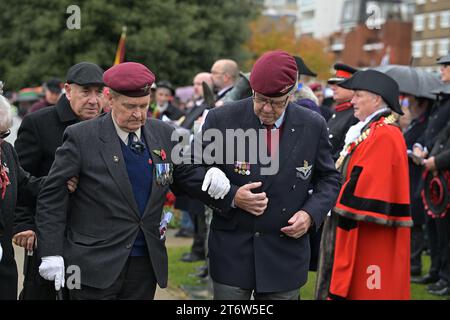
left=250, top=50, right=298, bottom=97
left=103, top=62, right=156, bottom=97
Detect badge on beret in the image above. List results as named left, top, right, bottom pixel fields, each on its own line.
left=296, top=160, right=312, bottom=180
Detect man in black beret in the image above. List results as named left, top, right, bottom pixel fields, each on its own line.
left=34, top=62, right=232, bottom=300
left=316, top=70, right=412, bottom=300
left=13, top=62, right=105, bottom=299
left=194, top=50, right=340, bottom=299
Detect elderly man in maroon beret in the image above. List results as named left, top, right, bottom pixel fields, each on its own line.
left=194, top=50, right=340, bottom=299
left=34, top=62, right=233, bottom=300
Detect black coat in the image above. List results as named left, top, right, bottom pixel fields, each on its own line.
left=0, top=141, right=41, bottom=299
left=417, top=96, right=450, bottom=151
left=13, top=94, right=79, bottom=233
left=327, top=106, right=358, bottom=160
left=198, top=98, right=341, bottom=292
left=404, top=112, right=429, bottom=225
left=430, top=119, right=450, bottom=170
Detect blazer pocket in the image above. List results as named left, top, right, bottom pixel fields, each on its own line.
left=69, top=229, right=107, bottom=246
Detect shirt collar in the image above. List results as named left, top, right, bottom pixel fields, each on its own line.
left=218, top=85, right=233, bottom=97
left=260, top=110, right=286, bottom=129
left=111, top=113, right=141, bottom=144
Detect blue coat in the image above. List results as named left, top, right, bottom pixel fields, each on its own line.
left=200, top=97, right=341, bottom=292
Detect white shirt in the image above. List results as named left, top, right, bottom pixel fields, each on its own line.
left=111, top=113, right=141, bottom=144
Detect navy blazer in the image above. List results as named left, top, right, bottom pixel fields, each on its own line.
left=198, top=97, right=341, bottom=292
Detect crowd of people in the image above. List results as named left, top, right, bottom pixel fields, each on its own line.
left=1, top=48, right=450, bottom=300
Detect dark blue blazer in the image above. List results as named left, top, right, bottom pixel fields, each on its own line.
left=199, top=97, right=341, bottom=292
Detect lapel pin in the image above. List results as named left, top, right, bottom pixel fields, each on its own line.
left=291, top=128, right=295, bottom=132
left=113, top=156, right=119, bottom=163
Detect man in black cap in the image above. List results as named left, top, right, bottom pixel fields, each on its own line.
left=327, top=63, right=359, bottom=160
left=30, top=78, right=63, bottom=113
left=194, top=50, right=340, bottom=299
left=409, top=52, right=450, bottom=295
left=316, top=70, right=412, bottom=300
left=12, top=62, right=105, bottom=299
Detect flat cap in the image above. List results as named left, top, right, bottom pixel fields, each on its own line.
left=103, top=62, right=156, bottom=97
left=294, top=56, right=317, bottom=77
left=338, top=69, right=403, bottom=115
left=66, top=62, right=104, bottom=86
left=250, top=50, right=298, bottom=97
left=437, top=53, right=450, bottom=65
left=328, top=63, right=358, bottom=84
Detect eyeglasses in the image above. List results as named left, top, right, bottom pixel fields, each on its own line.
left=252, top=93, right=289, bottom=110
left=0, top=130, right=10, bottom=139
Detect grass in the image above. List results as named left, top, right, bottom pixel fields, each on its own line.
left=168, top=246, right=448, bottom=300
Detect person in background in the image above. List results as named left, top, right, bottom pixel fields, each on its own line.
left=30, top=79, right=63, bottom=113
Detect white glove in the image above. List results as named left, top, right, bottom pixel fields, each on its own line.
left=202, top=167, right=230, bottom=200
left=39, top=255, right=65, bottom=291
left=0, top=242, right=3, bottom=262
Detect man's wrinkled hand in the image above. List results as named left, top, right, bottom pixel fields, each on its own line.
left=12, top=230, right=36, bottom=251
left=280, top=210, right=312, bottom=239
left=67, top=176, right=79, bottom=193
left=234, top=182, right=268, bottom=216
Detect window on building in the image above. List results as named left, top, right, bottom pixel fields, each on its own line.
left=428, top=13, right=436, bottom=30
left=426, top=40, right=435, bottom=57
left=439, top=39, right=450, bottom=56
left=415, top=0, right=426, bottom=4
left=413, top=41, right=423, bottom=58
left=441, top=11, right=450, bottom=28
left=414, top=14, right=424, bottom=31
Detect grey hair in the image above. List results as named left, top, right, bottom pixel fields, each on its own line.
left=0, top=95, right=13, bottom=132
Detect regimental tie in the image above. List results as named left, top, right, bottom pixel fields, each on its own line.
left=265, top=124, right=274, bottom=156
left=128, top=132, right=146, bottom=155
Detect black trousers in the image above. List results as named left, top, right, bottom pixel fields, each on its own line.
left=411, top=224, right=425, bottom=275
left=0, top=242, right=17, bottom=300
left=426, top=215, right=450, bottom=281
left=189, top=201, right=206, bottom=258
left=70, top=256, right=157, bottom=300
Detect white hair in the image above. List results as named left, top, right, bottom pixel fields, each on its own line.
left=0, top=95, right=13, bottom=133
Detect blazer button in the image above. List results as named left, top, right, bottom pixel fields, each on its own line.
left=126, top=243, right=132, bottom=249
left=254, top=232, right=261, bottom=237
left=281, top=208, right=287, bottom=214
left=329, top=134, right=333, bottom=139
left=292, top=184, right=296, bottom=190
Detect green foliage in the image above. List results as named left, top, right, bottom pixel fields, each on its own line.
left=0, top=0, right=261, bottom=90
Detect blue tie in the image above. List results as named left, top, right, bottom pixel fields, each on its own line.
left=128, top=132, right=145, bottom=155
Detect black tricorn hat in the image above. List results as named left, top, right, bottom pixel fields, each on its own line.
left=294, top=56, right=317, bottom=77
left=338, top=69, right=403, bottom=115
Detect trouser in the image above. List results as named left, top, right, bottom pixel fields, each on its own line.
left=213, top=281, right=299, bottom=300
left=411, top=224, right=425, bottom=275
left=426, top=215, right=450, bottom=281
left=189, top=205, right=206, bottom=258
left=0, top=241, right=17, bottom=300
left=69, top=256, right=157, bottom=300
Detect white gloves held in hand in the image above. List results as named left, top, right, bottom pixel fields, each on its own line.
left=202, top=167, right=230, bottom=200
left=39, top=255, right=65, bottom=291
left=0, top=242, right=3, bottom=262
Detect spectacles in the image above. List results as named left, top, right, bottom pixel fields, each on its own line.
left=0, top=130, right=10, bottom=139
left=253, top=93, right=289, bottom=109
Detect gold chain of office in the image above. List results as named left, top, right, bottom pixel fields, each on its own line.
left=335, top=114, right=397, bottom=170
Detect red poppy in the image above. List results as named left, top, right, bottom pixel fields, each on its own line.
left=161, top=149, right=167, bottom=161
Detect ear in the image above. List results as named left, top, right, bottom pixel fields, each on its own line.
left=64, top=83, right=72, bottom=101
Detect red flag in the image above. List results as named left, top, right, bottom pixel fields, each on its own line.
left=113, top=26, right=127, bottom=65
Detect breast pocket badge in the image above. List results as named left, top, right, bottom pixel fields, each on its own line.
left=155, top=163, right=173, bottom=186
left=296, top=160, right=312, bottom=180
